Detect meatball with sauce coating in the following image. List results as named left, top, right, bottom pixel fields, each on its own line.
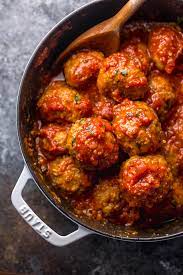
left=149, top=25, right=183, bottom=74
left=120, top=155, right=173, bottom=208
left=48, top=156, right=93, bottom=194
left=64, top=50, right=104, bottom=88
left=113, top=99, right=163, bottom=156
left=37, top=81, right=92, bottom=123
left=38, top=124, right=69, bottom=158
left=92, top=178, right=121, bottom=218
left=146, top=72, right=175, bottom=121
left=67, top=117, right=119, bottom=170
left=97, top=52, right=148, bottom=102
left=120, top=36, right=150, bottom=73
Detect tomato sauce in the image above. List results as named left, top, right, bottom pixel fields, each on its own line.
left=31, top=22, right=183, bottom=228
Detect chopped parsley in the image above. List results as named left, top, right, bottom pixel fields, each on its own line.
left=72, top=137, right=76, bottom=146
left=80, top=118, right=86, bottom=124
left=114, top=69, right=119, bottom=76
left=86, top=125, right=94, bottom=135
left=121, top=69, right=128, bottom=76
left=135, top=112, right=141, bottom=118
left=74, top=94, right=81, bottom=104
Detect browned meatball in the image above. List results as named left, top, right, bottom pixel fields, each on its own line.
left=67, top=117, right=119, bottom=170
left=64, top=50, right=104, bottom=88
left=119, top=155, right=173, bottom=208
left=145, top=71, right=175, bottom=121
left=113, top=99, right=163, bottom=156
left=92, top=178, right=121, bottom=217
left=93, top=96, right=115, bottom=121
left=149, top=25, right=183, bottom=74
left=37, top=124, right=69, bottom=158
left=120, top=36, right=150, bottom=73
left=97, top=52, right=148, bottom=102
left=37, top=81, right=92, bottom=123
left=48, top=156, right=93, bottom=194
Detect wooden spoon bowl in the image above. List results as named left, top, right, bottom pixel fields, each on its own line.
left=54, top=0, right=145, bottom=69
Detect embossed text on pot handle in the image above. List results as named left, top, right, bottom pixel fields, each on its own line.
left=11, top=166, right=91, bottom=246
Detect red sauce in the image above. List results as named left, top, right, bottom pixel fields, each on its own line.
left=64, top=50, right=104, bottom=88
left=149, top=25, right=183, bottom=74
left=31, top=23, right=183, bottom=228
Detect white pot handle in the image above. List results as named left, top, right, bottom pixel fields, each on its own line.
left=11, top=166, right=92, bottom=246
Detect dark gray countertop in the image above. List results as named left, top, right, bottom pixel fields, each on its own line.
left=0, top=0, right=183, bottom=274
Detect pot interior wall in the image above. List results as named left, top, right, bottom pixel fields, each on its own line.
left=18, top=0, right=183, bottom=240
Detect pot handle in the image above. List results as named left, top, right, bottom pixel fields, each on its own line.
left=11, top=166, right=92, bottom=246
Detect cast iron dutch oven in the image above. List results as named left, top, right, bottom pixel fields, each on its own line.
left=12, top=0, right=183, bottom=246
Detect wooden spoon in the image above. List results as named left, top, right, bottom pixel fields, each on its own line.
left=54, top=0, right=145, bottom=68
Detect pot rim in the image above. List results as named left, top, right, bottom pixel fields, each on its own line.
left=16, top=0, right=183, bottom=242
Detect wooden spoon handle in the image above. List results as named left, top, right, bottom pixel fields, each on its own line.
left=111, top=0, right=146, bottom=28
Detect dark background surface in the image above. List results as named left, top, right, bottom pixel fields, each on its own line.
left=0, top=0, right=183, bottom=274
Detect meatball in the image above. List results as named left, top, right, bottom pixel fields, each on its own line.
left=37, top=81, right=92, bottom=123
left=97, top=52, right=148, bottom=102
left=120, top=36, right=150, bottom=73
left=64, top=50, right=104, bottom=88
left=92, top=178, right=121, bottom=217
left=38, top=124, right=69, bottom=158
left=145, top=72, right=175, bottom=121
left=93, top=97, right=115, bottom=121
left=119, top=155, right=173, bottom=208
left=48, top=156, right=92, bottom=194
left=113, top=99, right=163, bottom=156
left=67, top=117, right=119, bottom=170
left=149, top=25, right=183, bottom=74
left=163, top=104, right=183, bottom=176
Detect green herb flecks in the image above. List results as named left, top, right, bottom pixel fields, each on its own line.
left=135, top=112, right=141, bottom=118
left=121, top=69, right=128, bottom=76
left=74, top=94, right=81, bottom=104
left=114, top=69, right=119, bottom=76
left=72, top=137, right=76, bottom=146
left=86, top=125, right=94, bottom=135
left=80, top=118, right=86, bottom=124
